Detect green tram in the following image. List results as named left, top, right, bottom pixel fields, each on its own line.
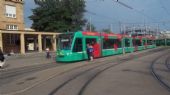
left=133, top=36, right=145, bottom=51
left=156, top=39, right=170, bottom=46
left=56, top=31, right=156, bottom=62
left=146, top=36, right=157, bottom=48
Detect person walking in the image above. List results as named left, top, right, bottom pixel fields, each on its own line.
left=0, top=48, right=5, bottom=68
left=87, top=43, right=94, bottom=61
left=46, top=47, right=51, bottom=59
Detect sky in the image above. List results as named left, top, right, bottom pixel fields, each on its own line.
left=24, top=0, right=170, bottom=33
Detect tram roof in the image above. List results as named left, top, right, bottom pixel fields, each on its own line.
left=61, top=31, right=156, bottom=40
left=131, top=35, right=156, bottom=40
left=82, top=31, right=122, bottom=37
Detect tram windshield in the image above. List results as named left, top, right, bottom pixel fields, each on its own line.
left=58, top=33, right=74, bottom=50
left=147, top=40, right=153, bottom=45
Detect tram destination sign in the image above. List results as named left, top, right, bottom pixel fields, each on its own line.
left=61, top=39, right=69, bottom=42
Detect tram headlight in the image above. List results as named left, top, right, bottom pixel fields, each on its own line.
left=66, top=53, right=72, bottom=55
left=57, top=51, right=64, bottom=57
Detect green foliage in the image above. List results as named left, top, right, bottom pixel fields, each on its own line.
left=30, top=0, right=86, bottom=32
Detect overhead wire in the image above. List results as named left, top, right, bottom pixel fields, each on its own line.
left=86, top=10, right=119, bottom=22
left=112, top=0, right=170, bottom=31
left=86, top=0, right=170, bottom=30
left=112, top=0, right=133, bottom=10
left=158, top=0, right=170, bottom=15
left=112, top=0, right=159, bottom=22
left=85, top=1, right=120, bottom=28
left=113, top=0, right=170, bottom=32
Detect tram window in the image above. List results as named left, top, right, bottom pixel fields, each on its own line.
left=143, top=40, right=146, bottom=45
left=73, top=38, right=83, bottom=52
left=136, top=40, right=142, bottom=46
left=103, top=39, right=121, bottom=49
left=152, top=40, right=155, bottom=44
left=125, top=39, right=130, bottom=47
left=103, top=39, right=113, bottom=49
left=58, top=33, right=73, bottom=50
left=147, top=40, right=153, bottom=45
left=114, top=39, right=121, bottom=48
left=132, top=39, right=136, bottom=46
left=86, top=38, right=96, bottom=45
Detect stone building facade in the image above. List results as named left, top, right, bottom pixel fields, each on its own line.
left=0, top=0, right=59, bottom=54
left=0, top=0, right=24, bottom=30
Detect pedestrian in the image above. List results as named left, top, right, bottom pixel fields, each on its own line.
left=87, top=43, right=94, bottom=61
left=86, top=44, right=90, bottom=60
left=0, top=48, right=5, bottom=68
left=46, top=47, right=51, bottom=58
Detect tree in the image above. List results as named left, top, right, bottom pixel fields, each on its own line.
left=85, top=22, right=96, bottom=32
left=30, top=0, right=86, bottom=32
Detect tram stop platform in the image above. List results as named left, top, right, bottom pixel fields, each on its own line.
left=1, top=47, right=165, bottom=70
left=2, top=52, right=56, bottom=70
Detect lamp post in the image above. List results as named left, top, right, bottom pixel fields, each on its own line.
left=122, top=24, right=125, bottom=54
left=90, top=16, right=92, bottom=32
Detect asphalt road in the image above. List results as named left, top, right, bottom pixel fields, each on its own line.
left=0, top=47, right=170, bottom=95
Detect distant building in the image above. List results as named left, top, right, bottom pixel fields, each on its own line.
left=122, top=26, right=158, bottom=37
left=0, top=0, right=59, bottom=54
left=159, top=31, right=170, bottom=39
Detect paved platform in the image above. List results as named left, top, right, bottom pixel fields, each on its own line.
left=1, top=47, right=165, bottom=70
left=2, top=52, right=56, bottom=70
left=1, top=47, right=166, bottom=70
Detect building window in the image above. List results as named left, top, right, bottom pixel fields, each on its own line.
left=5, top=5, right=16, bottom=18
left=6, top=25, right=18, bottom=30
left=5, top=34, right=20, bottom=45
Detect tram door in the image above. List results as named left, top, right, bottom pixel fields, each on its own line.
left=133, top=39, right=138, bottom=51
left=86, top=38, right=101, bottom=58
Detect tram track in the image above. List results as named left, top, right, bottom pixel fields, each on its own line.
left=77, top=59, right=128, bottom=95
left=1, top=55, right=128, bottom=95
left=150, top=51, right=170, bottom=92
left=1, top=47, right=165, bottom=80
left=165, top=55, right=170, bottom=71
left=49, top=57, right=134, bottom=95
left=0, top=62, right=63, bottom=79
left=0, top=47, right=168, bottom=95
left=49, top=60, right=127, bottom=95
left=0, top=63, right=65, bottom=87
left=48, top=48, right=168, bottom=95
